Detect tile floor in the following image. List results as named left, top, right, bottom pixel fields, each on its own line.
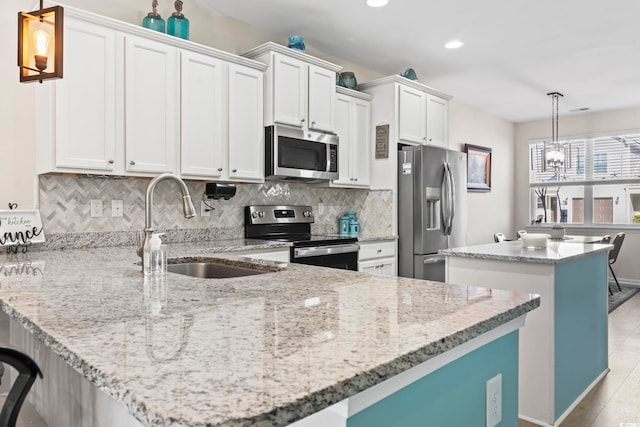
left=520, top=291, right=640, bottom=427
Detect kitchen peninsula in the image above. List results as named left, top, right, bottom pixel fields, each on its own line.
left=0, top=240, right=538, bottom=427
left=442, top=240, right=611, bottom=426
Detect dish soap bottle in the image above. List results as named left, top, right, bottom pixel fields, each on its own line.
left=167, top=0, right=189, bottom=40
left=142, top=0, right=166, bottom=33
left=144, top=233, right=167, bottom=276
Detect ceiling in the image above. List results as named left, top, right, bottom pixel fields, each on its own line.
left=194, top=0, right=640, bottom=123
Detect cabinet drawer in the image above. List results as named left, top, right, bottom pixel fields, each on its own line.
left=359, top=257, right=395, bottom=277
left=359, top=240, right=396, bottom=261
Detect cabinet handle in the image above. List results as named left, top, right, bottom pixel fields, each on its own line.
left=232, top=169, right=237, bottom=173
left=422, top=137, right=426, bottom=141
left=429, top=138, right=433, bottom=142
left=312, top=121, right=316, bottom=126
left=377, top=249, right=382, bottom=253
left=301, top=118, right=306, bottom=123
left=217, top=168, right=223, bottom=172
left=108, top=160, right=114, bottom=164
left=354, top=178, right=358, bottom=182
left=129, top=160, right=135, bottom=166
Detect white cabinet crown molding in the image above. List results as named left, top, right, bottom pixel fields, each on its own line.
left=49, top=2, right=267, bottom=71
left=358, top=75, right=453, bottom=100
left=242, top=42, right=342, bottom=73
left=336, top=86, right=374, bottom=101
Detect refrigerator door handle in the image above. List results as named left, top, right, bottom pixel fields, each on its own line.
left=440, top=164, right=447, bottom=233
left=447, top=162, right=456, bottom=235
left=442, top=162, right=453, bottom=235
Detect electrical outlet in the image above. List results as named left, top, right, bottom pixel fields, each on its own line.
left=111, top=200, right=123, bottom=217
left=90, top=199, right=103, bottom=218
left=200, top=201, right=211, bottom=217
left=486, top=373, right=502, bottom=427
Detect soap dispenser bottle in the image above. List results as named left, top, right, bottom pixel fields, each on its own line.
left=144, top=233, right=167, bottom=276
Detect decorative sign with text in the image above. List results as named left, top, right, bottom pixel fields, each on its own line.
left=0, top=210, right=45, bottom=247
left=375, top=124, right=390, bottom=159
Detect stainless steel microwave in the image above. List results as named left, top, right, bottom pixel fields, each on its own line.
left=265, top=124, right=338, bottom=181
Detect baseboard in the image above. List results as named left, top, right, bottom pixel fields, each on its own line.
left=608, top=278, right=640, bottom=287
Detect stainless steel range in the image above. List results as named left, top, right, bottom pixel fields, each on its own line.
left=244, top=205, right=359, bottom=270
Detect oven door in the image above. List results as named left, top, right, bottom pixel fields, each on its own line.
left=266, top=124, right=338, bottom=180
left=291, top=243, right=359, bottom=271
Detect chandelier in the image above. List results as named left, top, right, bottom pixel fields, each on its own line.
left=545, top=92, right=564, bottom=171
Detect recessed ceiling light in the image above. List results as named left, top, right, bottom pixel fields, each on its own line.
left=366, top=0, right=389, bottom=7
left=444, top=40, right=464, bottom=49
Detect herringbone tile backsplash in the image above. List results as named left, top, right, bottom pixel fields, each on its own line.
left=39, top=175, right=393, bottom=238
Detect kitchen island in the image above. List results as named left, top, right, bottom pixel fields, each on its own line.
left=442, top=240, right=611, bottom=426
left=0, top=241, right=538, bottom=427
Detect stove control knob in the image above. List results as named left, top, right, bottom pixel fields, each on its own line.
left=258, top=211, right=265, bottom=218
left=303, top=210, right=312, bottom=217
left=251, top=212, right=259, bottom=219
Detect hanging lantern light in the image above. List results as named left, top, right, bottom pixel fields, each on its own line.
left=545, top=92, right=564, bottom=171
left=18, top=1, right=64, bottom=83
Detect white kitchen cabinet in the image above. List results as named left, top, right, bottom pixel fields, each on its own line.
left=243, top=42, right=341, bottom=133
left=36, top=16, right=119, bottom=175
left=398, top=85, right=428, bottom=144
left=307, top=64, right=337, bottom=132
left=35, top=5, right=267, bottom=181
left=179, top=55, right=264, bottom=182
left=426, top=94, right=448, bottom=147
left=227, top=64, right=264, bottom=182
left=328, top=88, right=372, bottom=188
left=359, top=75, right=452, bottom=192
left=398, top=84, right=448, bottom=147
left=180, top=51, right=225, bottom=179
left=358, top=240, right=397, bottom=277
left=124, top=35, right=179, bottom=175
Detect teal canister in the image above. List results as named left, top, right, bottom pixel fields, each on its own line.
left=339, top=216, right=350, bottom=235
left=349, top=219, right=360, bottom=237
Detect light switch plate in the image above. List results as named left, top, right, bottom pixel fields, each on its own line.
left=90, top=200, right=103, bottom=218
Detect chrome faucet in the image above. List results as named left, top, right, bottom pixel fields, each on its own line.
left=136, top=174, right=196, bottom=270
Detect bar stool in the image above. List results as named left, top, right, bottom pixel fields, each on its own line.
left=0, top=348, right=43, bottom=427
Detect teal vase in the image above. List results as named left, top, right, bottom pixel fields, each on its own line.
left=142, top=13, right=165, bottom=33
left=167, top=0, right=189, bottom=40
left=142, top=0, right=165, bottom=33
left=167, top=14, right=189, bottom=40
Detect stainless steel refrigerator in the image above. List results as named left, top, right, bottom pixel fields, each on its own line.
left=398, top=145, right=467, bottom=281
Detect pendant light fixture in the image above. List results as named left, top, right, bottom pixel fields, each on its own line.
left=18, top=0, right=64, bottom=83
left=545, top=92, right=564, bottom=172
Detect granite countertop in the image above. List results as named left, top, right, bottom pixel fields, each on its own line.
left=440, top=240, right=612, bottom=264
left=0, top=244, right=538, bottom=427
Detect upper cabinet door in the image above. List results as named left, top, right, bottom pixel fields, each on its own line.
left=55, top=18, right=116, bottom=171
left=333, top=93, right=352, bottom=185
left=426, top=94, right=448, bottom=147
left=351, top=98, right=371, bottom=187
left=308, top=64, right=336, bottom=132
left=272, top=53, right=306, bottom=127
left=124, top=35, right=178, bottom=174
left=398, top=85, right=427, bottom=144
left=228, top=63, right=265, bottom=182
left=180, top=51, right=225, bottom=178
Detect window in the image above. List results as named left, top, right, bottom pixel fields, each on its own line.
left=529, top=130, right=640, bottom=226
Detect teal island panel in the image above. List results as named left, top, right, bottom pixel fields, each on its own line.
left=347, top=331, right=519, bottom=427
left=554, top=253, right=608, bottom=419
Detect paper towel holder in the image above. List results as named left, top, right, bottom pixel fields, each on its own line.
left=204, top=183, right=236, bottom=200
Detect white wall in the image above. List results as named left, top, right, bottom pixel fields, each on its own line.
left=448, top=101, right=516, bottom=244
left=515, top=106, right=640, bottom=283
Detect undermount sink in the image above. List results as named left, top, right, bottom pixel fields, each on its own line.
left=167, top=259, right=272, bottom=279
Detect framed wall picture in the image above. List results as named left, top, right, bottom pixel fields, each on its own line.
left=465, top=144, right=492, bottom=192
